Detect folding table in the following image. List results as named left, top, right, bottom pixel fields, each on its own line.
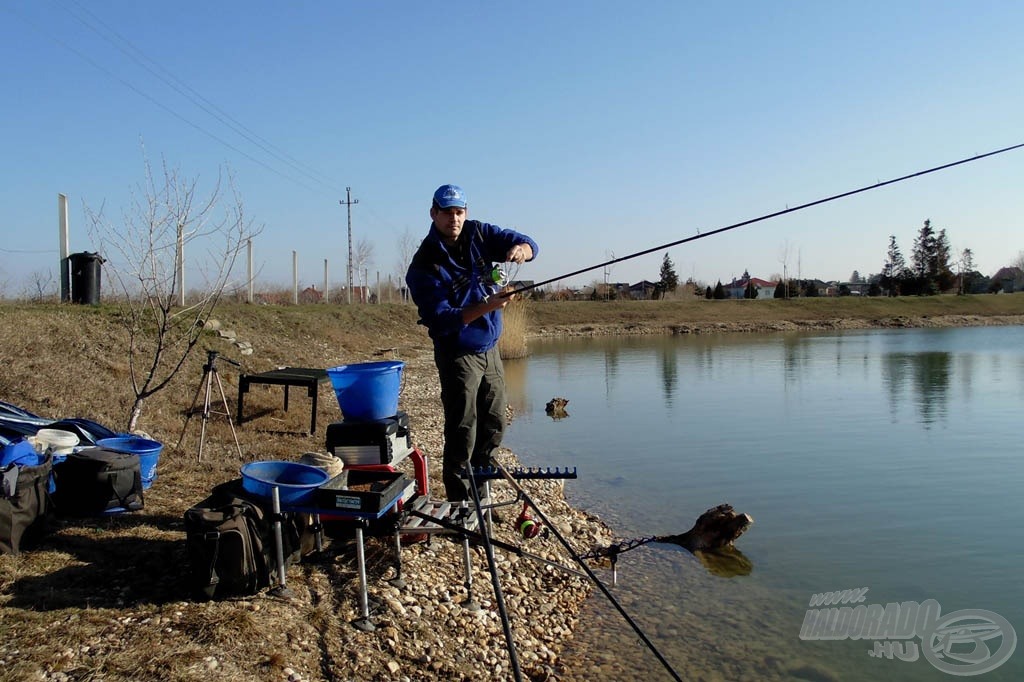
left=236, top=367, right=329, bottom=434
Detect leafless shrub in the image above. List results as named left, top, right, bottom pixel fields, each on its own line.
left=85, top=152, right=261, bottom=431
left=21, top=269, right=58, bottom=303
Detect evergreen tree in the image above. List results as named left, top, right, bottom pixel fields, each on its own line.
left=744, top=281, right=756, bottom=299
left=911, top=219, right=938, bottom=294
left=881, top=235, right=907, bottom=296
left=705, top=285, right=713, bottom=299
left=713, top=280, right=726, bottom=299
left=934, top=229, right=954, bottom=292
left=773, top=280, right=786, bottom=298
left=659, top=253, right=679, bottom=292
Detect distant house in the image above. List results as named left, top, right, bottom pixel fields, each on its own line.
left=300, top=285, right=323, bottom=303
left=629, top=280, right=660, bottom=299
left=803, top=279, right=829, bottom=297
left=724, top=272, right=776, bottom=299
left=991, top=267, right=1023, bottom=293
left=826, top=281, right=868, bottom=296
left=507, top=280, right=535, bottom=294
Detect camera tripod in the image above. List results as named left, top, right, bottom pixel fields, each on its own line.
left=178, top=350, right=244, bottom=461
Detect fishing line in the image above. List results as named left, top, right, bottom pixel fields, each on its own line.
left=506, top=141, right=1024, bottom=296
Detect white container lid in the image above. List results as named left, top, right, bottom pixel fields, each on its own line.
left=34, top=428, right=80, bottom=448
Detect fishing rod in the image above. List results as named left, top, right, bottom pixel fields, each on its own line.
left=464, top=464, right=523, bottom=682
left=505, top=141, right=1024, bottom=296
left=494, top=461, right=684, bottom=682
left=404, top=506, right=589, bottom=579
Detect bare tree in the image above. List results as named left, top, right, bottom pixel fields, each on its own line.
left=778, top=240, right=792, bottom=299
left=395, top=227, right=419, bottom=302
left=23, top=269, right=57, bottom=303
left=85, top=155, right=261, bottom=432
left=353, top=236, right=375, bottom=300
left=395, top=225, right=419, bottom=296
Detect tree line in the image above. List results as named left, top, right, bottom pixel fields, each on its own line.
left=880, top=219, right=989, bottom=296
left=660, top=219, right=1021, bottom=300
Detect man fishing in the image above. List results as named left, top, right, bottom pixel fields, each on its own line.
left=406, top=184, right=539, bottom=502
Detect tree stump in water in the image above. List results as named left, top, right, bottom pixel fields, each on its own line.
left=656, top=503, right=753, bottom=552
left=545, top=397, right=569, bottom=419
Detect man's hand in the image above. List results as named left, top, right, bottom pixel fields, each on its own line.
left=506, top=243, right=533, bottom=264
left=462, top=288, right=516, bottom=325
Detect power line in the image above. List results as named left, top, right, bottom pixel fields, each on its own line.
left=58, top=0, right=345, bottom=194
left=6, top=3, right=326, bottom=195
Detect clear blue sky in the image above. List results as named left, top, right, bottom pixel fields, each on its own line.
left=2, top=1, right=1022, bottom=294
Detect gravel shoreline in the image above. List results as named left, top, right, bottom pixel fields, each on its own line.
left=247, top=347, right=617, bottom=682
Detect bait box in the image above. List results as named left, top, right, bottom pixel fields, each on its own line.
left=311, top=469, right=409, bottom=513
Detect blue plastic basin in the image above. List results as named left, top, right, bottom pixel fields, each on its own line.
left=240, top=460, right=330, bottom=506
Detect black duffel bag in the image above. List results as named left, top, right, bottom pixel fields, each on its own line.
left=1, top=455, right=53, bottom=555
left=52, top=448, right=143, bottom=516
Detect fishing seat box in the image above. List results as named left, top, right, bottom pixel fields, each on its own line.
left=325, top=412, right=413, bottom=467
left=311, top=469, right=410, bottom=513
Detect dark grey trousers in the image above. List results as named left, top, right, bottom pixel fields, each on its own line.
left=434, top=345, right=506, bottom=501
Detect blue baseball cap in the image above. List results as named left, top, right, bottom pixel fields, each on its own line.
left=433, top=184, right=467, bottom=209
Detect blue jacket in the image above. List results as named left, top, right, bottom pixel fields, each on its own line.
left=406, top=220, right=539, bottom=356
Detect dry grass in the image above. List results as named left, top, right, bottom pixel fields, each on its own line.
left=498, top=297, right=531, bottom=359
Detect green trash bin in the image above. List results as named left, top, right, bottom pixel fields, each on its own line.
left=69, top=252, right=105, bottom=305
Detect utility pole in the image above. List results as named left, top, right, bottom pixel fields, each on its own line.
left=58, top=193, right=70, bottom=303
left=340, top=187, right=359, bottom=304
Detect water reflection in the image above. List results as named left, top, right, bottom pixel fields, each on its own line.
left=604, top=345, right=619, bottom=400
left=660, top=346, right=677, bottom=405
left=515, top=332, right=978, bottom=428
left=692, top=546, right=753, bottom=577
left=881, top=351, right=952, bottom=426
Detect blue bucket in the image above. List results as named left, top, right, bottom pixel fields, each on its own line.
left=240, top=460, right=329, bottom=506
left=326, top=360, right=404, bottom=421
left=97, top=436, right=164, bottom=489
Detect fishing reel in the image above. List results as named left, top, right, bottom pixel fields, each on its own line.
left=514, top=502, right=543, bottom=539
left=490, top=265, right=509, bottom=287
left=490, top=258, right=524, bottom=289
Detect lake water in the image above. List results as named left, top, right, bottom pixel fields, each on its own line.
left=503, top=326, right=1024, bottom=681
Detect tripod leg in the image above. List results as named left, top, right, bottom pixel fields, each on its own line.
left=213, top=370, right=244, bottom=459
left=176, top=367, right=210, bottom=448
left=198, top=369, right=214, bottom=462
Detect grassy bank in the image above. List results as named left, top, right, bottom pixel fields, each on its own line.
left=524, top=292, right=1024, bottom=330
